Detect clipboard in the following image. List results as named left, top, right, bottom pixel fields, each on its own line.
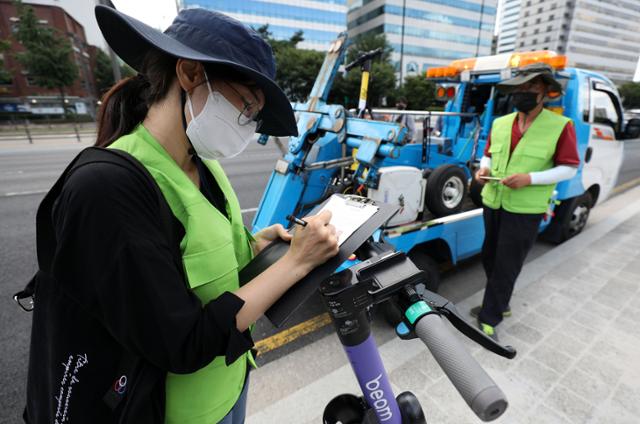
left=238, top=194, right=398, bottom=327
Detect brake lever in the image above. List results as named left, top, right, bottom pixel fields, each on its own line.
left=420, top=289, right=517, bottom=359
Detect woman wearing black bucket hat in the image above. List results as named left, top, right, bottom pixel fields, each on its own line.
left=22, top=6, right=338, bottom=424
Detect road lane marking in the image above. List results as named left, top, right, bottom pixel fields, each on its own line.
left=2, top=189, right=48, bottom=197
left=254, top=313, right=332, bottom=356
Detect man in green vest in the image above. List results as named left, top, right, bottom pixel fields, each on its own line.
left=472, top=63, right=580, bottom=340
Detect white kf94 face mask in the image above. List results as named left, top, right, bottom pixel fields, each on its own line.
left=185, top=75, right=258, bottom=160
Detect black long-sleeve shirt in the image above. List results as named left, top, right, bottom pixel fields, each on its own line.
left=24, top=157, right=252, bottom=423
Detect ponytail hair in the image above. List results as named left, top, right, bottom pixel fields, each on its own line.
left=95, top=49, right=177, bottom=147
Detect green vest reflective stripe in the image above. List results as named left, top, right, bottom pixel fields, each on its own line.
left=110, top=125, right=254, bottom=424
left=481, top=109, right=570, bottom=214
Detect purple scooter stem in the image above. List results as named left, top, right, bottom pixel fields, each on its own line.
left=344, top=334, right=402, bottom=424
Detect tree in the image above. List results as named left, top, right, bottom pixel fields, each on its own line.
left=12, top=0, right=78, bottom=114
left=328, top=33, right=398, bottom=109
left=619, top=82, right=640, bottom=109
left=397, top=75, right=436, bottom=111
left=0, top=39, right=11, bottom=84
left=255, top=25, right=324, bottom=102
left=95, top=48, right=138, bottom=95
left=94, top=48, right=114, bottom=95
left=120, top=63, right=136, bottom=78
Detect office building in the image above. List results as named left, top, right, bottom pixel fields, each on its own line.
left=180, top=0, right=348, bottom=51
left=496, top=0, right=520, bottom=54
left=346, top=0, right=498, bottom=79
left=499, top=0, right=640, bottom=83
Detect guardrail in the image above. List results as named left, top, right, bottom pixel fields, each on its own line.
left=0, top=121, right=96, bottom=144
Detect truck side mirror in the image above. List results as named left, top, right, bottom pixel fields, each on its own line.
left=624, top=118, right=640, bottom=139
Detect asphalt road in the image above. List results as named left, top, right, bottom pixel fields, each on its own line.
left=1, top=138, right=640, bottom=422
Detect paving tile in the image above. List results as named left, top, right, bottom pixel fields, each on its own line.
left=578, top=300, right=618, bottom=320
left=570, top=309, right=609, bottom=331
left=575, top=266, right=611, bottom=282
left=596, top=256, right=628, bottom=270
left=550, top=258, right=592, bottom=279
left=615, top=269, right=640, bottom=284
left=544, top=385, right=595, bottom=424
left=512, top=358, right=560, bottom=393
left=621, top=260, right=640, bottom=275
left=389, top=358, right=430, bottom=392
left=410, top=350, right=445, bottom=383
left=601, top=278, right=638, bottom=297
left=505, top=322, right=544, bottom=345
left=491, top=371, right=543, bottom=414
left=559, top=281, right=599, bottom=299
left=547, top=294, right=582, bottom=314
left=539, top=302, right=571, bottom=320
left=544, top=331, right=589, bottom=358
left=612, top=316, right=640, bottom=341
left=589, top=336, right=635, bottom=366
left=576, top=354, right=624, bottom=387
left=524, top=403, right=571, bottom=424
left=530, top=344, right=573, bottom=374
left=611, top=382, right=640, bottom=417
left=521, top=311, right=560, bottom=334
left=422, top=378, right=478, bottom=423
left=559, top=368, right=613, bottom=405
left=620, top=305, right=640, bottom=322
left=588, top=400, right=639, bottom=424
left=556, top=320, right=599, bottom=345
left=412, top=392, right=449, bottom=424
left=591, top=290, right=625, bottom=310
left=472, top=346, right=515, bottom=373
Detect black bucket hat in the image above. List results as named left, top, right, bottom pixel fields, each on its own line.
left=497, top=63, right=563, bottom=96
left=95, top=5, right=298, bottom=137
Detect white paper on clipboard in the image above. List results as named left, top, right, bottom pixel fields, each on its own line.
left=318, top=196, right=379, bottom=246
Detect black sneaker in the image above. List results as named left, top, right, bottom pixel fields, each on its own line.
left=470, top=305, right=512, bottom=319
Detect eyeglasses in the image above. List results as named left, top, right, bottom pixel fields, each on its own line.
left=223, top=81, right=262, bottom=126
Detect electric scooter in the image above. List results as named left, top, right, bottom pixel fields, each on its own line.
left=320, top=242, right=516, bottom=423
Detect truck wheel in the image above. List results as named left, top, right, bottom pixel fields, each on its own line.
left=542, top=192, right=592, bottom=244
left=425, top=165, right=467, bottom=217
left=469, top=177, right=484, bottom=208
left=381, top=250, right=440, bottom=327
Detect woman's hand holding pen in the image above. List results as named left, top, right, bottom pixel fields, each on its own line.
left=286, top=210, right=339, bottom=275
left=234, top=210, right=339, bottom=330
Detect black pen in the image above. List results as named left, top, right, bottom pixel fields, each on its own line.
left=286, top=214, right=307, bottom=228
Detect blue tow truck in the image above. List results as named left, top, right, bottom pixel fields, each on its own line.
left=251, top=36, right=630, bottom=291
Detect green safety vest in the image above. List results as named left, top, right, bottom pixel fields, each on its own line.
left=481, top=109, right=570, bottom=214
left=110, top=125, right=255, bottom=424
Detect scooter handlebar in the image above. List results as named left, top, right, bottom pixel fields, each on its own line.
left=414, top=313, right=507, bottom=422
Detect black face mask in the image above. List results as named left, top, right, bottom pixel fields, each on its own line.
left=512, top=92, right=540, bottom=113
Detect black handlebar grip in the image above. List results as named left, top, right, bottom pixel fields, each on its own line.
left=414, top=314, right=508, bottom=421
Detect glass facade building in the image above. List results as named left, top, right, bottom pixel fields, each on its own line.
left=180, top=0, right=347, bottom=51
left=347, top=0, right=497, bottom=78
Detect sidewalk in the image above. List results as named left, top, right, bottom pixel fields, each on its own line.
left=246, top=186, right=640, bottom=424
